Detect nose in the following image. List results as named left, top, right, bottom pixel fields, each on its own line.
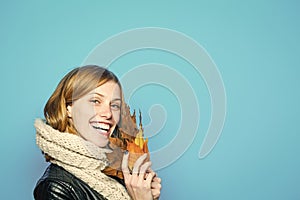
left=99, top=103, right=112, bottom=119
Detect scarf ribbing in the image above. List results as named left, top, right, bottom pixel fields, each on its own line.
left=34, top=118, right=131, bottom=200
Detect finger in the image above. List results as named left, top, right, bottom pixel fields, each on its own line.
left=122, top=152, right=135, bottom=198
left=145, top=171, right=156, bottom=185
left=151, top=178, right=162, bottom=200
left=147, top=167, right=154, bottom=173
left=132, top=153, right=148, bottom=174
left=146, top=169, right=160, bottom=181
left=121, top=151, right=130, bottom=174
left=145, top=171, right=157, bottom=180
left=151, top=181, right=162, bottom=189
left=146, top=168, right=159, bottom=177
left=152, top=176, right=161, bottom=184
left=138, top=161, right=152, bottom=182
left=139, top=161, right=152, bottom=174
left=151, top=188, right=161, bottom=200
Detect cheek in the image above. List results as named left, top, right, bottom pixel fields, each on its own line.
left=72, top=104, right=96, bottom=124
left=112, top=110, right=120, bottom=124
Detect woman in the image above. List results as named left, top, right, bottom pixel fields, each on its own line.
left=34, top=65, right=161, bottom=200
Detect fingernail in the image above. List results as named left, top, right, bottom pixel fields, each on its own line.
left=124, top=150, right=128, bottom=155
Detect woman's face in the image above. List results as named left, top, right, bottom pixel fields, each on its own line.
left=67, top=80, right=121, bottom=147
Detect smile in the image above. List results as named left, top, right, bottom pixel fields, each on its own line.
left=90, top=122, right=111, bottom=137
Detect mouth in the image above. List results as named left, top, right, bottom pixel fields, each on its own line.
left=90, top=122, right=112, bottom=137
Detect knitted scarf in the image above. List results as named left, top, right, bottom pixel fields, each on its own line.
left=34, top=118, right=131, bottom=200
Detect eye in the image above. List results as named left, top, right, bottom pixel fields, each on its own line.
left=90, top=99, right=101, bottom=104
left=111, top=104, right=120, bottom=110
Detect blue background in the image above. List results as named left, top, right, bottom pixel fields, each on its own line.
left=1, top=1, right=299, bottom=199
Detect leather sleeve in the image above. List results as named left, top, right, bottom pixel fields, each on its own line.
left=34, top=180, right=77, bottom=200
left=33, top=164, right=108, bottom=200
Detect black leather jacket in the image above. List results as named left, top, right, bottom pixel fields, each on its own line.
left=34, top=164, right=123, bottom=200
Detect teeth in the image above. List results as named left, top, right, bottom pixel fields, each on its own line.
left=91, top=122, right=110, bottom=131
left=93, top=126, right=108, bottom=131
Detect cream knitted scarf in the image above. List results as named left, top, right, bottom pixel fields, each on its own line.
left=35, top=118, right=131, bottom=200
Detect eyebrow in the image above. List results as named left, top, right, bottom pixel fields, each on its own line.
left=90, top=92, right=104, bottom=97
left=90, top=92, right=122, bottom=102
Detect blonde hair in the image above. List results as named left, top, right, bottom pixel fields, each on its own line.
left=44, top=65, right=122, bottom=134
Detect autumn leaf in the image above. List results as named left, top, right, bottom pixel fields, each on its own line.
left=102, top=104, right=150, bottom=179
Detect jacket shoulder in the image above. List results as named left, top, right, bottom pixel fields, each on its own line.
left=34, top=164, right=106, bottom=200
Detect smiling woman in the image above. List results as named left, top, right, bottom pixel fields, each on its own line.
left=33, top=65, right=161, bottom=200
left=66, top=81, right=122, bottom=147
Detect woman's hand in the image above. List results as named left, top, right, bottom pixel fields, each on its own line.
left=149, top=169, right=161, bottom=200
left=122, top=152, right=160, bottom=200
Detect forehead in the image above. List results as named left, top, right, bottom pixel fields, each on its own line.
left=92, top=81, right=121, bottom=98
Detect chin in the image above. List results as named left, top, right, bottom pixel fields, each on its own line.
left=95, top=140, right=109, bottom=148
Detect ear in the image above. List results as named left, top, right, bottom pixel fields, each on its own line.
left=67, top=105, right=72, bottom=118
